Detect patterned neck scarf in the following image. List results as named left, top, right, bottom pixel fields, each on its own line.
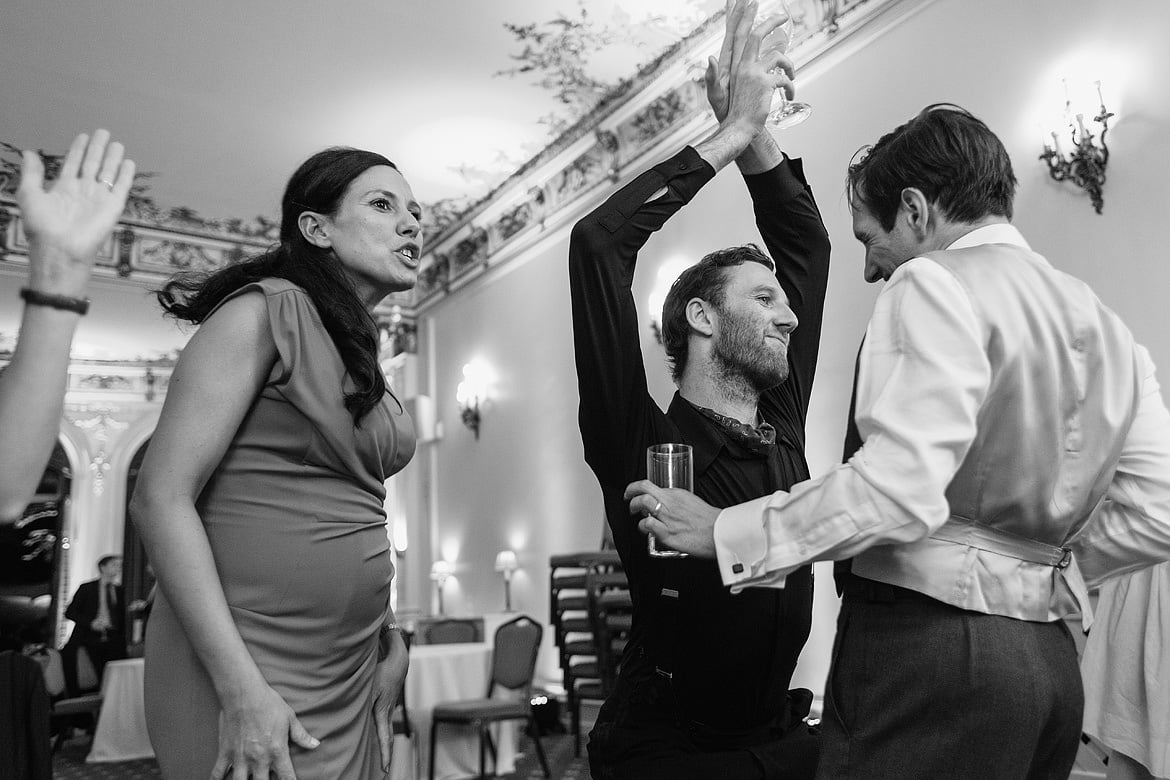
left=693, top=404, right=777, bottom=454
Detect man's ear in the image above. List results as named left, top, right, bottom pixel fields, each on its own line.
left=685, top=297, right=715, bottom=337
left=898, top=187, right=931, bottom=239
left=297, top=211, right=332, bottom=249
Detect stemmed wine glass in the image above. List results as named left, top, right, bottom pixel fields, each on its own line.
left=765, top=0, right=811, bottom=129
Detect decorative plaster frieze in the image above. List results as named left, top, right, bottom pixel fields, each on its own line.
left=0, top=194, right=272, bottom=285
left=0, top=0, right=891, bottom=340
left=67, top=408, right=131, bottom=497
left=411, top=0, right=888, bottom=313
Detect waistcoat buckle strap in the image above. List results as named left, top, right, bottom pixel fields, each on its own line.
left=932, top=515, right=1072, bottom=568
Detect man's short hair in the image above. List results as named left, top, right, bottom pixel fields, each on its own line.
left=98, top=555, right=121, bottom=570
left=661, top=244, right=774, bottom=382
left=847, top=104, right=1017, bottom=231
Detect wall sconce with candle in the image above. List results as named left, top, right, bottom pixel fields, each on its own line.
left=430, top=560, right=453, bottom=615
left=1040, top=79, right=1114, bottom=214
left=455, top=361, right=490, bottom=439
left=494, top=550, right=519, bottom=612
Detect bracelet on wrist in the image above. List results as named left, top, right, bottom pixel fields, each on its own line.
left=20, top=287, right=90, bottom=315
left=377, top=623, right=399, bottom=662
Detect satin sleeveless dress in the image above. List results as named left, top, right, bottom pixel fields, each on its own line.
left=145, top=279, right=415, bottom=779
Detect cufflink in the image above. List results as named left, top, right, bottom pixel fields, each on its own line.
left=732, top=563, right=744, bottom=574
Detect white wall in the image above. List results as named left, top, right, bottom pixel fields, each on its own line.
left=410, top=0, right=1170, bottom=690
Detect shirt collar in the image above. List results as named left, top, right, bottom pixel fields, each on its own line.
left=667, top=392, right=726, bottom=476
left=945, top=222, right=1031, bottom=252
left=667, top=393, right=781, bottom=475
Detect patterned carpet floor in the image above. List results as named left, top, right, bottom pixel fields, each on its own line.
left=52, top=736, right=160, bottom=780
left=52, top=729, right=592, bottom=779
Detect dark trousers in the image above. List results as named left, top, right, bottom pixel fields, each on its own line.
left=61, top=634, right=125, bottom=696
left=588, top=674, right=820, bottom=780
left=816, top=577, right=1083, bottom=780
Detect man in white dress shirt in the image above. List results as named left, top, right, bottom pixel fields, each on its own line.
left=626, top=104, right=1170, bottom=777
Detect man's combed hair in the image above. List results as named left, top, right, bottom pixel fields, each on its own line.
left=158, top=148, right=398, bottom=425
left=661, top=244, right=774, bottom=382
left=847, top=104, right=1017, bottom=231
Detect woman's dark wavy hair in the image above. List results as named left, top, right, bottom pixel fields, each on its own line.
left=660, top=244, right=774, bottom=382
left=847, top=104, right=1017, bottom=231
left=158, top=147, right=398, bottom=424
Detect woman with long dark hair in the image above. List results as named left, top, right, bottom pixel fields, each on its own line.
left=131, top=147, right=422, bottom=779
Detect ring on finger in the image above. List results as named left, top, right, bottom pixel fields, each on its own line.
left=98, top=178, right=115, bottom=191
left=651, top=500, right=662, bottom=517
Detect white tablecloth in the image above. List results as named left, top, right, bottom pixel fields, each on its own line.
left=87, top=657, right=155, bottom=763
left=391, top=641, right=518, bottom=780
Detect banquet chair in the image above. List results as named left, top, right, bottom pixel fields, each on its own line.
left=0, top=650, right=52, bottom=779
left=31, top=647, right=104, bottom=752
left=428, top=615, right=550, bottom=779
left=422, top=618, right=480, bottom=645
left=568, top=570, right=630, bottom=756
left=549, top=551, right=622, bottom=755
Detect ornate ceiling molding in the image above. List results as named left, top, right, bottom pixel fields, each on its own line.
left=0, top=191, right=275, bottom=287
left=411, top=0, right=926, bottom=312
left=1, top=0, right=923, bottom=331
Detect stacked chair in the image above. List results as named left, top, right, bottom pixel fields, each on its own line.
left=586, top=571, right=633, bottom=695
left=548, top=550, right=630, bottom=756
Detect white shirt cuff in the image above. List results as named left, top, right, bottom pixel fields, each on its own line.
left=714, top=493, right=789, bottom=592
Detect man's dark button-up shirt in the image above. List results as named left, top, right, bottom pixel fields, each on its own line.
left=569, top=145, right=831, bottom=737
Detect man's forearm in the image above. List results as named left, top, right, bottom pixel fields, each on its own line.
left=694, top=119, right=760, bottom=175
left=735, top=131, right=785, bottom=176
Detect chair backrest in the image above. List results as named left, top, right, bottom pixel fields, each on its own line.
left=76, top=645, right=100, bottom=691
left=487, top=615, right=542, bottom=698
left=31, top=648, right=65, bottom=698
left=585, top=571, right=630, bottom=694
left=423, top=618, right=479, bottom=645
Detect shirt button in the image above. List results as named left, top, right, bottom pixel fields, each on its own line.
left=678, top=162, right=688, bottom=170
left=732, top=563, right=744, bottom=574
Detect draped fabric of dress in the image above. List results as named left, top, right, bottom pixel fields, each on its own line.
left=144, top=279, right=415, bottom=779
left=1082, top=561, right=1170, bottom=778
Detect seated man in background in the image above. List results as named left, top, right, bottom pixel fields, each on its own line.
left=63, top=554, right=126, bottom=694
left=569, top=2, right=830, bottom=777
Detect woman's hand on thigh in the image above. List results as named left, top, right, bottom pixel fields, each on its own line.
left=211, top=682, right=318, bottom=780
